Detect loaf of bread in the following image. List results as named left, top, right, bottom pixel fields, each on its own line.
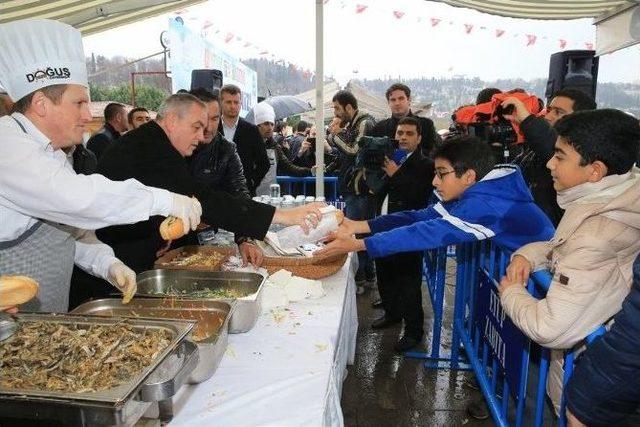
left=159, top=216, right=185, bottom=240
left=0, top=275, right=39, bottom=309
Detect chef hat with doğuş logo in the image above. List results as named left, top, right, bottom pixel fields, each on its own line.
left=253, top=102, right=275, bottom=125
left=0, top=19, right=88, bottom=102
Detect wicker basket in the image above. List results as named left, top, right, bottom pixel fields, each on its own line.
left=263, top=253, right=348, bottom=280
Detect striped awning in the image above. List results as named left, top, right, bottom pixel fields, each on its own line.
left=0, top=0, right=205, bottom=36
left=432, top=0, right=637, bottom=20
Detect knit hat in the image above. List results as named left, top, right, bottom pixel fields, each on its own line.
left=253, top=102, right=275, bottom=125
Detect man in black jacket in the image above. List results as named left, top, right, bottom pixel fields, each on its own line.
left=188, top=88, right=264, bottom=266
left=87, top=102, right=128, bottom=160
left=372, top=83, right=439, bottom=158
left=95, top=93, right=321, bottom=275
left=374, top=116, right=435, bottom=352
left=502, top=88, right=596, bottom=226
left=219, top=84, right=270, bottom=196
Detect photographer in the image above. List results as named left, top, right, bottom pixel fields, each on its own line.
left=501, top=89, right=597, bottom=226
left=373, top=117, right=435, bottom=352
left=294, top=125, right=335, bottom=169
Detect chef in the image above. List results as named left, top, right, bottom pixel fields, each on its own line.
left=0, top=19, right=202, bottom=312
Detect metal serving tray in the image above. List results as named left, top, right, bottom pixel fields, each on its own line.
left=72, top=298, right=231, bottom=384
left=0, top=313, right=198, bottom=426
left=136, top=269, right=265, bottom=333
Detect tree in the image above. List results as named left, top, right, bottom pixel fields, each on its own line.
left=89, top=82, right=169, bottom=111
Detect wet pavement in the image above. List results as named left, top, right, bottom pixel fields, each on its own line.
left=341, top=261, right=494, bottom=427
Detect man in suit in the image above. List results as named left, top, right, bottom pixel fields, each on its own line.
left=373, top=116, right=435, bottom=352
left=219, top=84, right=269, bottom=196
left=87, top=102, right=128, bottom=160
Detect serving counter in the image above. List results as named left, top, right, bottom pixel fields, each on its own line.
left=164, top=253, right=358, bottom=427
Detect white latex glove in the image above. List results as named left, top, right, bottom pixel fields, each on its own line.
left=170, top=194, right=202, bottom=234
left=107, top=261, right=137, bottom=304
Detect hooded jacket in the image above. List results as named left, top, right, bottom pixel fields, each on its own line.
left=364, top=165, right=555, bottom=258
left=500, top=169, right=640, bottom=412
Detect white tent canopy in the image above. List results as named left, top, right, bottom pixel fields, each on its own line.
left=0, top=0, right=205, bottom=36
left=431, top=1, right=640, bottom=55
left=432, top=0, right=635, bottom=20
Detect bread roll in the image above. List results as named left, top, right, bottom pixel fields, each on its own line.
left=335, top=210, right=344, bottom=225
left=159, top=216, right=185, bottom=240
left=0, top=275, right=39, bottom=309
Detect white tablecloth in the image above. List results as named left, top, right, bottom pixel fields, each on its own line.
left=168, top=254, right=358, bottom=427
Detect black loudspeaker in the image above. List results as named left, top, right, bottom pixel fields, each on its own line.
left=190, top=69, right=223, bottom=93
left=545, top=50, right=599, bottom=103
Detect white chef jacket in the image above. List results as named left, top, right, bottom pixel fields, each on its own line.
left=0, top=113, right=173, bottom=243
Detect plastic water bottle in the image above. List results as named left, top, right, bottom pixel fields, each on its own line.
left=270, top=183, right=281, bottom=198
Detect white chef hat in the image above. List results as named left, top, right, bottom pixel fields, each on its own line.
left=253, top=102, right=275, bottom=125
left=0, top=19, right=88, bottom=101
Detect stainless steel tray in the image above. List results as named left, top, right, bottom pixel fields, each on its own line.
left=136, top=269, right=265, bottom=333
left=71, top=298, right=231, bottom=384
left=0, top=313, right=197, bottom=426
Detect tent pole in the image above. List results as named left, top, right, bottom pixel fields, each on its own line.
left=315, top=0, right=325, bottom=198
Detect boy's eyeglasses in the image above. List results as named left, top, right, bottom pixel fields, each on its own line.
left=435, top=169, right=456, bottom=179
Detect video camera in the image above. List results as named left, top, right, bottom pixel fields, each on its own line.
left=451, top=91, right=541, bottom=162
left=355, top=136, right=396, bottom=169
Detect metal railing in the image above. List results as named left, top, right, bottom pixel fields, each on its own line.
left=408, top=240, right=606, bottom=426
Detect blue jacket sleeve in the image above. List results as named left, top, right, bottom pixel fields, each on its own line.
left=364, top=198, right=504, bottom=258
left=368, top=205, right=439, bottom=234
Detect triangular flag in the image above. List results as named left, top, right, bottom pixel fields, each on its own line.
left=355, top=4, right=367, bottom=13
left=526, top=34, right=537, bottom=46
left=393, top=11, right=405, bottom=19
left=430, top=18, right=441, bottom=27
left=244, top=42, right=252, bottom=48
left=464, top=24, right=473, bottom=34
left=224, top=32, right=234, bottom=43
left=495, top=29, right=505, bottom=38
left=585, top=42, right=594, bottom=50
left=559, top=39, right=567, bottom=49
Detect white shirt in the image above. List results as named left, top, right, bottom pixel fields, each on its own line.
left=222, top=115, right=240, bottom=141
left=0, top=113, right=173, bottom=242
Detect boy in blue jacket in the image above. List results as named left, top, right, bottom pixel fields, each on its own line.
left=317, top=136, right=555, bottom=260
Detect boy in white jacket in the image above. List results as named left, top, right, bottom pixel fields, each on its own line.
left=498, top=109, right=640, bottom=416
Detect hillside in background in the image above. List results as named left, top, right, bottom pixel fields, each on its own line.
left=86, top=55, right=640, bottom=125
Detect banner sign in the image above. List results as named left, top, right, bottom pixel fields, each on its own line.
left=475, top=268, right=530, bottom=400
left=168, top=18, right=258, bottom=117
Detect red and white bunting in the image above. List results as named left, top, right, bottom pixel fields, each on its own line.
left=526, top=34, right=537, bottom=46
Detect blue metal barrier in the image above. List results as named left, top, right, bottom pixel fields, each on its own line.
left=276, top=176, right=339, bottom=200
left=410, top=240, right=608, bottom=426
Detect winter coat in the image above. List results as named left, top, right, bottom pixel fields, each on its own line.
left=501, top=169, right=640, bottom=412
left=328, top=110, right=375, bottom=195
left=364, top=165, right=554, bottom=258
left=86, top=122, right=120, bottom=160
left=189, top=133, right=250, bottom=199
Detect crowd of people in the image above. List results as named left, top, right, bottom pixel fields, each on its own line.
left=2, top=16, right=640, bottom=427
